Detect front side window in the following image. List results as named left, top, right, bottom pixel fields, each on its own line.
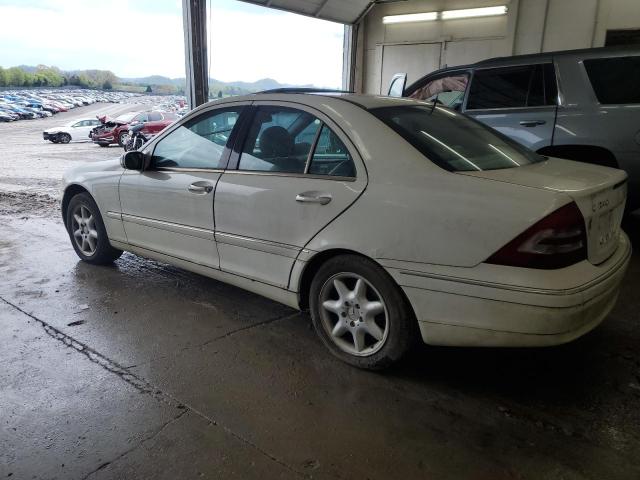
left=239, top=106, right=321, bottom=173
left=308, top=126, right=355, bottom=177
left=151, top=107, right=243, bottom=169
left=371, top=105, right=544, bottom=172
left=584, top=55, right=640, bottom=104
left=409, top=74, right=469, bottom=111
left=148, top=112, right=162, bottom=121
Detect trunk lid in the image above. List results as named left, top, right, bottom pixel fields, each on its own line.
left=460, top=157, right=627, bottom=265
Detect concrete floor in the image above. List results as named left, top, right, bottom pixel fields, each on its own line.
left=1, top=106, right=640, bottom=479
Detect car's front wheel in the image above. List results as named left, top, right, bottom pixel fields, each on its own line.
left=58, top=133, right=71, bottom=144
left=118, top=131, right=128, bottom=147
left=66, top=193, right=122, bottom=265
left=309, top=255, right=417, bottom=370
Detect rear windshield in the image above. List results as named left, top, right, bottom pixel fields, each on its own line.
left=370, top=105, right=544, bottom=172
left=583, top=55, right=640, bottom=104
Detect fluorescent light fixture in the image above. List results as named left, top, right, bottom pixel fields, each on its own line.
left=441, top=6, right=508, bottom=19
left=382, top=12, right=438, bottom=24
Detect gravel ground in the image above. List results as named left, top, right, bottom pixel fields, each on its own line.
left=0, top=102, right=142, bottom=197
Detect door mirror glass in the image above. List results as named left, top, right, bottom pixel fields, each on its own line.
left=388, top=73, right=407, bottom=97
left=121, top=151, right=145, bottom=170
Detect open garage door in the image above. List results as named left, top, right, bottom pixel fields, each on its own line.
left=380, top=43, right=441, bottom=94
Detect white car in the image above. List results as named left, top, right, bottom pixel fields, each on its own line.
left=60, top=93, right=631, bottom=369
left=43, top=118, right=102, bottom=144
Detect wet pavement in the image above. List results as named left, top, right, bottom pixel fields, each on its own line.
left=1, top=108, right=640, bottom=479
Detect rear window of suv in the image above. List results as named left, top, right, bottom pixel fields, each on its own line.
left=370, top=105, right=544, bottom=172
left=584, top=56, right=640, bottom=104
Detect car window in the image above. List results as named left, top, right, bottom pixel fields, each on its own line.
left=584, top=55, right=640, bottom=104
left=467, top=66, right=534, bottom=109
left=370, top=105, right=544, bottom=172
left=409, top=74, right=469, bottom=111
left=308, top=125, right=355, bottom=177
left=151, top=107, right=243, bottom=169
left=72, top=121, right=82, bottom=127
left=148, top=112, right=163, bottom=121
left=238, top=106, right=321, bottom=174
left=133, top=113, right=148, bottom=123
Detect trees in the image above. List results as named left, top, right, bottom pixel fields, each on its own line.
left=145, top=85, right=152, bottom=93
left=103, top=80, right=113, bottom=90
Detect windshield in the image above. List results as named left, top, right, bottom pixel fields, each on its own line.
left=370, top=105, right=544, bottom=172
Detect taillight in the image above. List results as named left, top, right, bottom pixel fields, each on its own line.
left=486, top=202, right=587, bottom=269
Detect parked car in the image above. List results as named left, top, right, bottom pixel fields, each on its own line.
left=0, top=111, right=16, bottom=122
left=389, top=46, right=640, bottom=211
left=43, top=118, right=102, bottom=143
left=61, top=92, right=630, bottom=369
left=91, top=111, right=178, bottom=147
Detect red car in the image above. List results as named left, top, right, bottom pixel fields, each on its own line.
left=91, top=111, right=179, bottom=147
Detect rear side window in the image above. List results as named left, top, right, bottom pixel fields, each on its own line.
left=370, top=105, right=544, bottom=172
left=584, top=56, right=640, bottom=104
left=467, top=64, right=557, bottom=109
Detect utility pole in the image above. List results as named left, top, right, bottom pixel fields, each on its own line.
left=182, top=0, right=209, bottom=109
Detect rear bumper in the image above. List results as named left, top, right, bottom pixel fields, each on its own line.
left=384, top=232, right=631, bottom=347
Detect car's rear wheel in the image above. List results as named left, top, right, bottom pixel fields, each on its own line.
left=58, top=133, right=71, bottom=144
left=309, top=255, right=417, bottom=370
left=66, top=193, right=122, bottom=265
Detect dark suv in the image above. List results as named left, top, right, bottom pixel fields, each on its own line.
left=390, top=46, right=640, bottom=210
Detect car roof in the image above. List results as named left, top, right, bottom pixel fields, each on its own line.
left=195, top=92, right=429, bottom=113
left=419, top=45, right=640, bottom=76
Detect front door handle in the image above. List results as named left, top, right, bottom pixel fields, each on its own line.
left=296, top=193, right=332, bottom=205
left=188, top=183, right=213, bottom=194
left=519, top=120, right=546, bottom=127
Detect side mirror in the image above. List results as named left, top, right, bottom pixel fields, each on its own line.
left=121, top=151, right=145, bottom=170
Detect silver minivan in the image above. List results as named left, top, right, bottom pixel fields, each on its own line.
left=389, top=46, right=640, bottom=211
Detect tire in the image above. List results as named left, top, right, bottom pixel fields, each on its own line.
left=309, top=254, right=418, bottom=370
left=58, top=133, right=71, bottom=144
left=98, top=143, right=109, bottom=148
left=66, top=192, right=122, bottom=265
left=117, top=131, right=128, bottom=147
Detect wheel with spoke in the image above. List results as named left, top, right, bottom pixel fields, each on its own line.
left=309, top=255, right=417, bottom=370
left=66, top=192, right=122, bottom=264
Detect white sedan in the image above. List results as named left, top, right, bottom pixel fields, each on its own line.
left=60, top=93, right=631, bottom=369
left=43, top=118, right=102, bottom=144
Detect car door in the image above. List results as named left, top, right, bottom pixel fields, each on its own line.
left=118, top=103, right=248, bottom=268
left=146, top=111, right=164, bottom=134
left=463, top=63, right=557, bottom=151
left=214, top=102, right=366, bottom=289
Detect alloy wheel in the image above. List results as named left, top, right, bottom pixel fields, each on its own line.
left=71, top=204, right=98, bottom=256
left=318, top=272, right=389, bottom=356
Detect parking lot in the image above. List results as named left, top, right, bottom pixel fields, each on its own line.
left=0, top=104, right=639, bottom=479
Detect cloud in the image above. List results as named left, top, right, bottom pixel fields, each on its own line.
left=0, top=0, right=344, bottom=87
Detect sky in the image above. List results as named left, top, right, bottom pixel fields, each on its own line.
left=0, top=0, right=345, bottom=87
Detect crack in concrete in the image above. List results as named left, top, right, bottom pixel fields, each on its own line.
left=0, top=296, right=311, bottom=479
left=81, top=409, right=189, bottom=480
left=124, top=311, right=302, bottom=372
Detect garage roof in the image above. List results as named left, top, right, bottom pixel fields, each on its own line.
left=238, top=0, right=374, bottom=24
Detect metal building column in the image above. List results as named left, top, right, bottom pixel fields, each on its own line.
left=183, top=0, right=209, bottom=109
left=342, top=24, right=358, bottom=92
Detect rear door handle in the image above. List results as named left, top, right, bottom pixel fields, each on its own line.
left=296, top=193, right=332, bottom=205
left=519, top=120, right=546, bottom=127
left=188, top=183, right=213, bottom=194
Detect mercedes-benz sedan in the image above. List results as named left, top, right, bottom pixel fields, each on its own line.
left=61, top=92, right=631, bottom=369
